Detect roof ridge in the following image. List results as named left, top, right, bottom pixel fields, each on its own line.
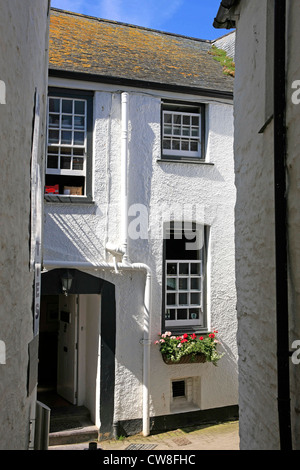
left=50, top=7, right=213, bottom=44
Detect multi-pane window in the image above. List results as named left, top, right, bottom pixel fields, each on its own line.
left=164, top=222, right=206, bottom=330
left=162, top=102, right=204, bottom=160
left=45, top=89, right=93, bottom=199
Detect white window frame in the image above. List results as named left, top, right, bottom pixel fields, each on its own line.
left=47, top=96, right=87, bottom=179
left=162, top=109, right=202, bottom=158
left=163, top=222, right=206, bottom=330
left=165, top=259, right=204, bottom=328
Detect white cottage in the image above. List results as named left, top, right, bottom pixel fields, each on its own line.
left=39, top=8, right=238, bottom=440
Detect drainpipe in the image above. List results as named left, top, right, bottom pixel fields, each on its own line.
left=120, top=92, right=129, bottom=262
left=273, top=0, right=292, bottom=450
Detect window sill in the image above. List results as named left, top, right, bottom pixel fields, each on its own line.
left=44, top=195, right=94, bottom=204
left=157, top=158, right=214, bottom=165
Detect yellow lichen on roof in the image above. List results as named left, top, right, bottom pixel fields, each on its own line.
left=49, top=9, right=234, bottom=92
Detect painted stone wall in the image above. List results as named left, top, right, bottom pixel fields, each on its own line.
left=0, top=0, right=49, bottom=450
left=234, top=0, right=300, bottom=450
left=44, top=83, right=238, bottom=426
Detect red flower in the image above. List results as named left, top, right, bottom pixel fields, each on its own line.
left=199, top=336, right=203, bottom=340
left=190, top=333, right=197, bottom=340
left=181, top=339, right=188, bottom=343
left=182, top=333, right=189, bottom=339
left=209, top=333, right=215, bottom=339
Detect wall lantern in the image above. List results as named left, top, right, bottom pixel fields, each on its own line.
left=61, top=270, right=73, bottom=296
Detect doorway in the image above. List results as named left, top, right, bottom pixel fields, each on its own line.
left=37, top=294, right=78, bottom=408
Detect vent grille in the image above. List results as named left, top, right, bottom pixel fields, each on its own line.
left=172, top=380, right=185, bottom=398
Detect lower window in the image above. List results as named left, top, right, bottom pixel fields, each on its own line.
left=163, top=222, right=207, bottom=331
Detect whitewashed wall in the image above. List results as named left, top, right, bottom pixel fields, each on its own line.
left=44, top=82, right=238, bottom=424
left=0, top=0, right=49, bottom=450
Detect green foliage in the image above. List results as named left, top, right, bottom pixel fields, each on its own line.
left=209, top=45, right=235, bottom=77
left=155, top=331, right=224, bottom=366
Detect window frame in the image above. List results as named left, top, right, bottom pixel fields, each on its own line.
left=161, top=100, right=206, bottom=162
left=45, top=87, right=94, bottom=203
left=162, top=222, right=208, bottom=335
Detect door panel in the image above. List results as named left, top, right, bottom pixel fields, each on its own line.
left=57, top=294, right=78, bottom=404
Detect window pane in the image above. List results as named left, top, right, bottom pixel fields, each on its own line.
left=73, top=157, right=84, bottom=170
left=49, top=114, right=60, bottom=128
left=164, top=113, right=172, bottom=124
left=177, top=309, right=188, bottom=320
left=191, top=278, right=200, bottom=290
left=189, top=309, right=200, bottom=320
left=74, top=132, right=84, bottom=145
left=47, top=155, right=58, bottom=169
left=163, top=138, right=171, bottom=150
left=167, top=293, right=176, bottom=306
left=182, top=115, right=190, bottom=125
left=62, top=115, right=73, bottom=129
left=75, top=100, right=85, bottom=115
left=73, top=148, right=85, bottom=156
left=179, top=293, right=188, bottom=305
left=191, top=293, right=200, bottom=305
left=164, top=125, right=172, bottom=135
left=165, top=309, right=175, bottom=320
left=61, top=131, right=72, bottom=145
left=74, top=116, right=85, bottom=130
left=191, top=128, right=199, bottom=137
left=172, top=140, right=180, bottom=150
left=62, top=99, right=72, bottom=113
left=190, top=141, right=198, bottom=152
left=47, top=146, right=58, bottom=155
left=173, top=126, right=181, bottom=136
left=179, top=278, right=188, bottom=290
left=181, top=140, right=189, bottom=151
left=49, top=98, right=60, bottom=113
left=173, top=114, right=181, bottom=124
left=182, top=127, right=190, bottom=136
left=167, top=278, right=176, bottom=290
left=192, top=116, right=199, bottom=126
left=167, top=263, right=177, bottom=275
left=191, top=263, right=200, bottom=275
left=179, top=263, right=189, bottom=275
left=60, top=156, right=71, bottom=169
left=48, top=130, right=59, bottom=144
left=60, top=147, right=72, bottom=155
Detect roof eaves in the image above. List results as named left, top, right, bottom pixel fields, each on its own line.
left=49, top=68, right=234, bottom=101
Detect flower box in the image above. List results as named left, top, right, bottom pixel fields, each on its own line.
left=162, top=353, right=206, bottom=365
left=155, top=331, right=224, bottom=366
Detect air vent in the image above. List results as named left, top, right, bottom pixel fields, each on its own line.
left=172, top=380, right=185, bottom=398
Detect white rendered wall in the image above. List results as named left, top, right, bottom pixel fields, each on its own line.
left=0, top=0, right=49, bottom=450
left=44, top=84, right=238, bottom=424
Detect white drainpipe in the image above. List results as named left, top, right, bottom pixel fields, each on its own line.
left=43, top=91, right=152, bottom=438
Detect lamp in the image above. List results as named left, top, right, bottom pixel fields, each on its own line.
left=61, top=270, right=73, bottom=296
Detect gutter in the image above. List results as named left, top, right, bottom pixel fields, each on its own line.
left=273, top=0, right=292, bottom=450
left=213, top=0, right=239, bottom=30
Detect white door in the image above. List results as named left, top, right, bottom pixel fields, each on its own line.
left=57, top=294, right=78, bottom=404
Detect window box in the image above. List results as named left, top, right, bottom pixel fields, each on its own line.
left=162, top=353, right=206, bottom=365
left=155, top=331, right=224, bottom=366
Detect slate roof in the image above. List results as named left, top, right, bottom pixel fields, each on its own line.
left=49, top=8, right=234, bottom=95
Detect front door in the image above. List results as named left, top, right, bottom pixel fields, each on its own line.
left=57, top=294, right=78, bottom=404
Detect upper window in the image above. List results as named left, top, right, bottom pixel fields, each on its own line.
left=161, top=101, right=205, bottom=161
left=163, top=222, right=207, bottom=332
left=45, top=88, right=93, bottom=201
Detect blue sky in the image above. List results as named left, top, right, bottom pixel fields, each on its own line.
left=50, top=0, right=233, bottom=40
